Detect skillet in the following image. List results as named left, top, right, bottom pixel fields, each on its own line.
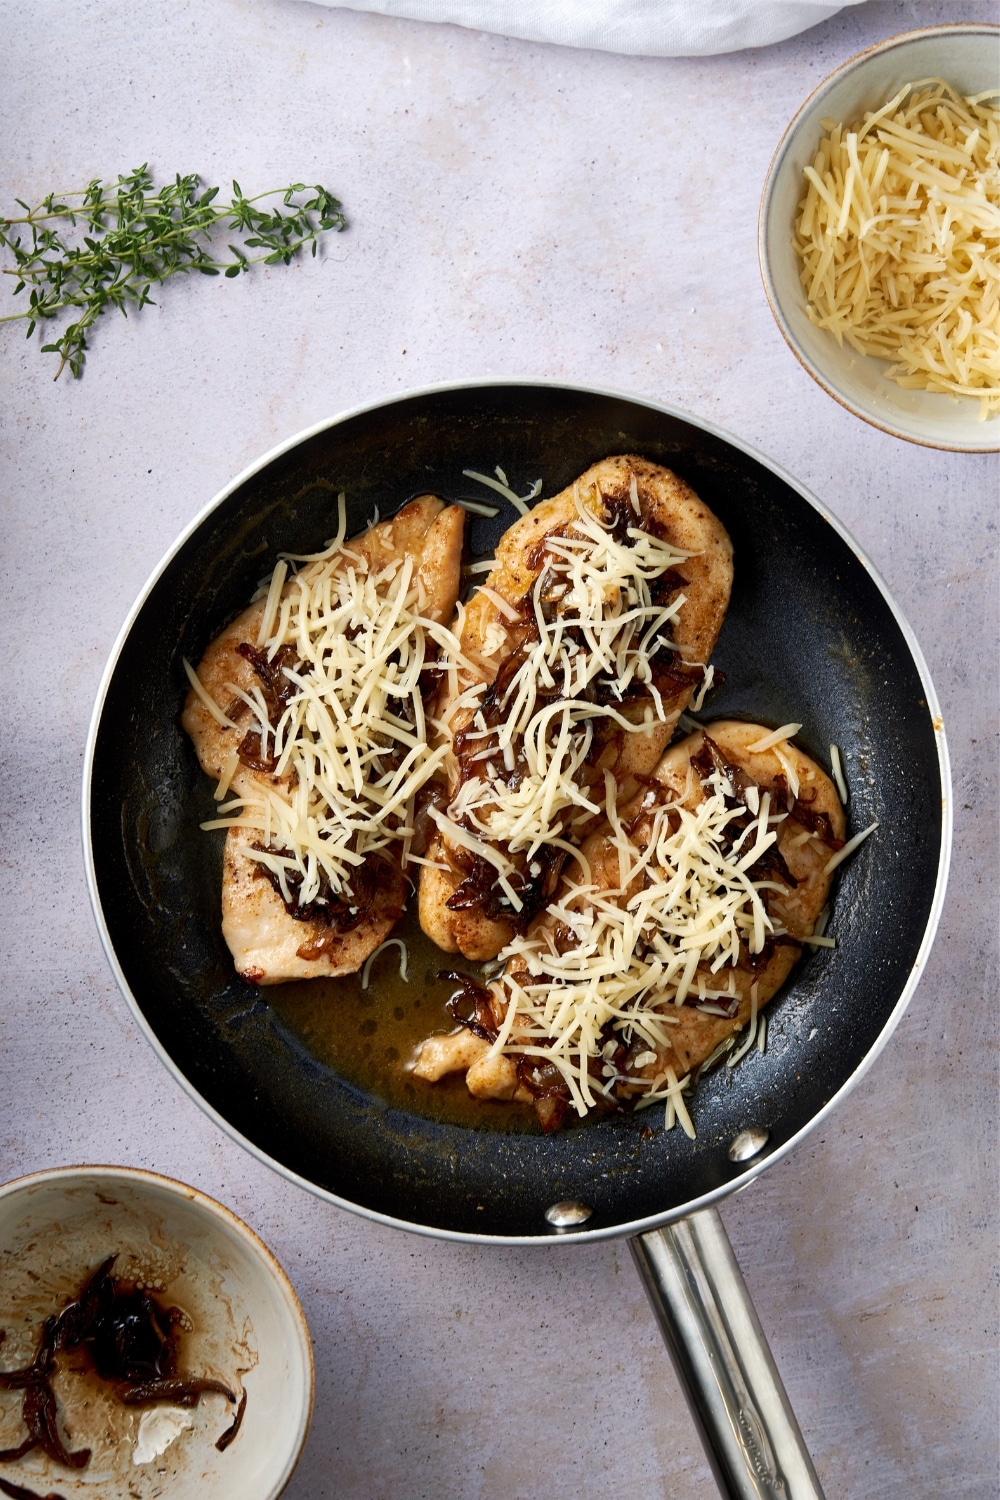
left=84, top=381, right=950, bottom=1498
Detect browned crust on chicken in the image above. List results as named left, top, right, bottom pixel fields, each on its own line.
left=418, top=456, right=733, bottom=962
left=221, top=825, right=409, bottom=984
left=586, top=721, right=845, bottom=1081
left=486, top=456, right=732, bottom=655
left=181, top=495, right=465, bottom=782
left=419, top=721, right=845, bottom=1114
left=181, top=495, right=464, bottom=983
left=418, top=860, right=513, bottom=961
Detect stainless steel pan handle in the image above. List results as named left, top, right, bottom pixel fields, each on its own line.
left=630, top=1207, right=825, bottom=1500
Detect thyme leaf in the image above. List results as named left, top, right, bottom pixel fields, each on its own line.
left=0, top=165, right=346, bottom=378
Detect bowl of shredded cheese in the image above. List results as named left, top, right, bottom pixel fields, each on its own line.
left=759, top=24, right=1000, bottom=450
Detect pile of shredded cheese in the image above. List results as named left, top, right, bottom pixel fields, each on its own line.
left=793, top=80, right=1000, bottom=417
left=482, top=760, right=795, bottom=1126
left=200, top=501, right=464, bottom=908
left=433, top=482, right=698, bottom=912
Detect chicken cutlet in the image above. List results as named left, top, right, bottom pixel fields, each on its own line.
left=414, top=720, right=846, bottom=1131
left=181, top=495, right=465, bottom=983
left=419, top=456, right=733, bottom=962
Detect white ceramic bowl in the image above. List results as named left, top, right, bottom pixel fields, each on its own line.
left=0, top=1166, right=313, bottom=1499
left=759, top=24, right=1000, bottom=452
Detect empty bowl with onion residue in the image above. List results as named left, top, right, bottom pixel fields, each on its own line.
left=0, top=1165, right=313, bottom=1499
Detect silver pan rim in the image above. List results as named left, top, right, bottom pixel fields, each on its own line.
left=81, top=377, right=953, bottom=1246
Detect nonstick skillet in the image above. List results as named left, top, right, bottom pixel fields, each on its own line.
left=84, top=382, right=950, bottom=1499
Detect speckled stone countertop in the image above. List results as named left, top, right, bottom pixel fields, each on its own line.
left=1, top=2, right=997, bottom=1496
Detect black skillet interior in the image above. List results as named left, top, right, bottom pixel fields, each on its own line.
left=89, top=384, right=943, bottom=1239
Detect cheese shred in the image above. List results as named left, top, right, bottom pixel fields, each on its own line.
left=204, top=529, right=463, bottom=908
left=183, top=657, right=238, bottom=730
left=361, top=938, right=409, bottom=990
left=748, top=722, right=802, bottom=753
left=823, top=818, right=879, bottom=873
left=462, top=467, right=543, bottom=516
left=829, top=742, right=849, bottom=805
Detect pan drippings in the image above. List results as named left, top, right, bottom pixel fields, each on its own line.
left=268, top=911, right=537, bottom=1133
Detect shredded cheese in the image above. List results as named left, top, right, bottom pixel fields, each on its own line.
left=665, top=1066, right=695, bottom=1138
left=482, top=757, right=790, bottom=1120
left=689, top=662, right=715, bottom=713
left=748, top=722, right=802, bottom=753
left=360, top=937, right=409, bottom=990
left=256, top=559, right=288, bottom=647
left=823, top=818, right=879, bottom=873
left=793, top=81, right=1000, bottom=418
left=727, top=984, right=760, bottom=1067
left=214, top=750, right=240, bottom=802
left=462, top=467, right=543, bottom=516
left=454, top=499, right=501, bottom=519
left=184, top=657, right=238, bottom=729
left=756, top=1013, right=768, bottom=1054
left=435, top=482, right=700, bottom=902
left=773, top=745, right=801, bottom=801
left=201, top=504, right=464, bottom=909
left=829, top=742, right=849, bottom=805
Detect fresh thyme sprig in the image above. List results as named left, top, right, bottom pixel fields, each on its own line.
left=0, top=165, right=346, bottom=378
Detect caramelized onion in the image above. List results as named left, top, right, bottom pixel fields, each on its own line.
left=0, top=1256, right=241, bottom=1478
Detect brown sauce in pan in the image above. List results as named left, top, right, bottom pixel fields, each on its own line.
left=268, top=909, right=537, bottom=1133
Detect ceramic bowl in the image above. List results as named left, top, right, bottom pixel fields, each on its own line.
left=759, top=24, right=1000, bottom=452
left=0, top=1166, right=313, bottom=1499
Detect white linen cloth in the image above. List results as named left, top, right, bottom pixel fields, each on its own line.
left=311, top=0, right=871, bottom=56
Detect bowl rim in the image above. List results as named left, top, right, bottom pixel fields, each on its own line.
left=758, top=22, right=1000, bottom=453
left=0, top=1162, right=315, bottom=1500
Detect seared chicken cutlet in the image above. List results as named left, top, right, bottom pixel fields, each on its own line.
left=414, top=720, right=846, bottom=1130
left=181, top=495, right=465, bottom=983
left=218, top=823, right=409, bottom=985
left=182, top=496, right=465, bottom=780
left=419, top=457, right=733, bottom=961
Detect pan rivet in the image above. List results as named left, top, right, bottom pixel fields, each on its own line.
left=545, top=1200, right=593, bottom=1230
left=728, top=1128, right=770, bottom=1164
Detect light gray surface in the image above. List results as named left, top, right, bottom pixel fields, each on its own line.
left=1, top=2, right=997, bottom=1497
